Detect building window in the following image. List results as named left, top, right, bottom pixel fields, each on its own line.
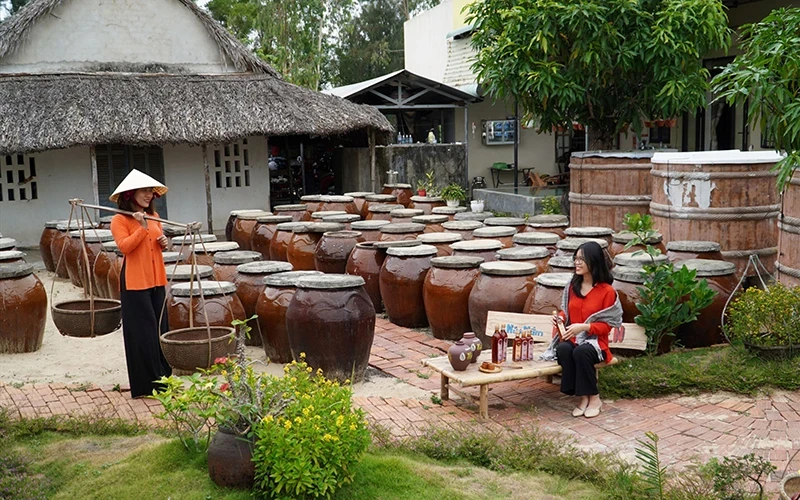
left=0, top=154, right=38, bottom=202
left=649, top=126, right=672, bottom=146
left=214, top=140, right=251, bottom=189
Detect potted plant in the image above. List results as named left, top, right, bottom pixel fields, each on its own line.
left=440, top=183, right=467, bottom=207
left=415, top=178, right=427, bottom=197
left=724, top=283, right=800, bottom=360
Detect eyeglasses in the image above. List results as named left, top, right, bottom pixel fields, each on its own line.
left=574, top=257, right=586, bottom=263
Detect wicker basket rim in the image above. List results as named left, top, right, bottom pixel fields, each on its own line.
left=160, top=326, right=235, bottom=346
left=52, top=299, right=121, bottom=313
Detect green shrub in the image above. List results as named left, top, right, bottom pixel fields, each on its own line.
left=725, top=283, right=800, bottom=347
left=541, top=195, right=562, bottom=215
left=439, top=183, right=466, bottom=201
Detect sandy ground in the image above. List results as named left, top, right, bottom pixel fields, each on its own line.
left=0, top=249, right=430, bottom=400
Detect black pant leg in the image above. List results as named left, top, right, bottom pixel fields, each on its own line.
left=556, top=341, right=577, bottom=396
left=573, top=343, right=601, bottom=397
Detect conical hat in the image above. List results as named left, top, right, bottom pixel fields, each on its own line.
left=109, top=169, right=168, bottom=203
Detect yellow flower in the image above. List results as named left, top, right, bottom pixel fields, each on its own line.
left=349, top=424, right=356, bottom=431
left=323, top=433, right=333, bottom=441
left=336, top=415, right=344, bottom=427
left=284, top=420, right=292, bottom=430
left=263, top=415, right=274, bottom=424
left=306, top=367, right=313, bottom=373
left=294, top=416, right=303, bottom=424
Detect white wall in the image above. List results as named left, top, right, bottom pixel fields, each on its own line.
left=404, top=0, right=453, bottom=81
left=0, top=0, right=237, bottom=74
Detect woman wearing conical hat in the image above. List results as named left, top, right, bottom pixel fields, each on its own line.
left=109, top=169, right=172, bottom=398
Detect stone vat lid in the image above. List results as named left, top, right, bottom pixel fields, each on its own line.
left=230, top=208, right=266, bottom=216
left=548, top=256, right=575, bottom=268
left=300, top=195, right=322, bottom=201
left=372, top=240, right=422, bottom=249
left=480, top=261, right=536, bottom=276
left=293, top=222, right=346, bottom=234
left=234, top=210, right=272, bottom=220
left=263, top=270, right=324, bottom=287
left=344, top=191, right=374, bottom=198
left=354, top=242, right=379, bottom=250
left=410, top=195, right=443, bottom=203
left=484, top=217, right=526, bottom=226
left=417, top=233, right=462, bottom=244
left=513, top=232, right=560, bottom=245
left=256, top=215, right=293, bottom=224
left=192, top=242, right=240, bottom=254
left=612, top=231, right=663, bottom=244
left=451, top=239, right=503, bottom=251
left=496, top=247, right=549, bottom=260
left=555, top=237, right=609, bottom=250
left=365, top=194, right=398, bottom=202
left=167, top=264, right=213, bottom=280
left=162, top=251, right=182, bottom=264
left=679, top=259, right=737, bottom=277
left=390, top=208, right=424, bottom=218
left=386, top=244, right=438, bottom=257
left=442, top=221, right=484, bottom=231
left=433, top=206, right=467, bottom=215
left=379, top=223, right=426, bottom=234
left=273, top=204, right=308, bottom=212
left=311, top=211, right=348, bottom=219
left=473, top=226, right=517, bottom=238
left=535, top=272, right=573, bottom=287
left=69, top=229, right=114, bottom=242
left=564, top=226, right=614, bottom=237
left=526, top=214, right=569, bottom=227
left=236, top=261, right=294, bottom=275
left=0, top=262, right=34, bottom=279
left=0, top=250, right=25, bottom=261
left=322, top=230, right=363, bottom=239
left=56, top=220, right=95, bottom=231
left=171, top=280, right=236, bottom=297
left=295, top=274, right=366, bottom=289
left=571, top=149, right=673, bottom=159
left=411, top=215, right=449, bottom=225
left=613, top=266, right=647, bottom=283
left=430, top=255, right=484, bottom=269
left=651, top=150, right=784, bottom=165
left=322, top=214, right=361, bottom=223
left=613, top=252, right=667, bottom=267
left=666, top=240, right=722, bottom=253
left=162, top=226, right=187, bottom=237
left=213, top=251, right=262, bottom=265
left=275, top=222, right=311, bottom=232
left=99, top=215, right=115, bottom=223
left=319, top=195, right=355, bottom=203
left=351, top=220, right=391, bottom=230
left=171, top=233, right=217, bottom=244
left=367, top=204, right=404, bottom=213
left=383, top=183, right=413, bottom=189
left=454, top=211, right=493, bottom=222
left=44, top=220, right=62, bottom=229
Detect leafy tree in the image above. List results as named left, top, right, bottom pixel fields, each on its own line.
left=466, top=0, right=731, bottom=148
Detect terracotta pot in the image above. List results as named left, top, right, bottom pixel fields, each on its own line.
left=612, top=252, right=668, bottom=270
left=320, top=214, right=361, bottom=230
left=484, top=217, right=527, bottom=233
left=468, top=262, right=537, bottom=346
left=92, top=241, right=118, bottom=299
left=366, top=203, right=404, bottom=221
left=106, top=250, right=124, bottom=301
left=287, top=222, right=345, bottom=271
left=97, top=215, right=114, bottom=230
left=50, top=227, right=72, bottom=279
left=460, top=331, right=483, bottom=364
left=270, top=222, right=309, bottom=262
left=345, top=242, right=386, bottom=313
left=380, top=245, right=438, bottom=328
left=417, top=232, right=463, bottom=256
left=286, top=275, right=376, bottom=382
left=432, top=206, right=468, bottom=221
left=513, top=231, right=560, bottom=256
left=454, top=212, right=493, bottom=222
left=496, top=246, right=550, bottom=275
left=272, top=204, right=311, bottom=222
left=381, top=183, right=413, bottom=208
left=612, top=266, right=646, bottom=323
left=233, top=261, right=294, bottom=346
left=665, top=241, right=725, bottom=263
left=0, top=251, right=25, bottom=265
left=378, top=222, right=426, bottom=242
left=363, top=194, right=399, bottom=219
left=39, top=221, right=60, bottom=272
left=0, top=263, right=47, bottom=353
left=523, top=272, right=572, bottom=316
left=66, top=229, right=115, bottom=295
left=167, top=281, right=246, bottom=330
left=350, top=220, right=391, bottom=242
left=226, top=209, right=262, bottom=241
left=164, top=264, right=214, bottom=300
left=212, top=251, right=262, bottom=282
left=0, top=237, right=17, bottom=251
left=207, top=427, right=255, bottom=489
left=390, top=208, right=424, bottom=223
left=230, top=211, right=271, bottom=251
left=299, top=196, right=323, bottom=214
left=310, top=211, right=348, bottom=221
left=250, top=215, right=293, bottom=259
left=344, top=191, right=374, bottom=218
left=564, top=226, right=615, bottom=247
left=408, top=195, right=445, bottom=214
left=524, top=215, right=569, bottom=239
left=318, top=195, right=360, bottom=215
left=554, top=237, right=610, bottom=258
left=676, top=259, right=738, bottom=348
left=451, top=239, right=503, bottom=263
left=448, top=340, right=472, bottom=371
left=442, top=220, right=484, bottom=241
left=473, top=226, right=517, bottom=248
left=546, top=255, right=575, bottom=273
left=315, top=230, right=364, bottom=274
left=423, top=256, right=483, bottom=340
left=186, top=242, right=240, bottom=267
left=411, top=214, right=449, bottom=233
left=609, top=231, right=666, bottom=258
left=171, top=234, right=217, bottom=259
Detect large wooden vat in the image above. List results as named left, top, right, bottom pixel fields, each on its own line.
left=650, top=151, right=781, bottom=277
left=778, top=172, right=800, bottom=286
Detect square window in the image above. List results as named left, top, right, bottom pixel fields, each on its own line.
left=226, top=177, right=231, bottom=188
left=242, top=138, right=248, bottom=145
left=31, top=182, right=37, bottom=200
left=214, top=150, right=221, bottom=168
left=235, top=176, right=241, bottom=187
left=215, top=171, right=222, bottom=188
left=245, top=170, right=250, bottom=187
left=234, top=160, right=240, bottom=173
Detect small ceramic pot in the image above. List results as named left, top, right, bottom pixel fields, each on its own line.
left=460, top=332, right=482, bottom=364
left=448, top=340, right=472, bottom=371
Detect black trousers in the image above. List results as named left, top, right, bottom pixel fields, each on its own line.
left=120, top=264, right=172, bottom=398
left=556, top=341, right=601, bottom=397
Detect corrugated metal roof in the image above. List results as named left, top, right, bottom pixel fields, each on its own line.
left=323, top=69, right=405, bottom=99
left=442, top=36, right=477, bottom=88
left=323, top=69, right=479, bottom=103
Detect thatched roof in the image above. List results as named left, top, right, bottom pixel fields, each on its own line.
left=0, top=72, right=393, bottom=154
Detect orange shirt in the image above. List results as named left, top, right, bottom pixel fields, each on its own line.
left=110, top=213, right=167, bottom=291
left=566, top=282, right=617, bottom=363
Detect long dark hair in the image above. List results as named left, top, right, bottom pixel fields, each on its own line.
left=571, top=241, right=613, bottom=297
left=117, top=190, right=155, bottom=215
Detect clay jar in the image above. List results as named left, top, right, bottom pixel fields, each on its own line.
left=286, top=274, right=376, bottom=382
left=212, top=251, right=262, bottom=282
left=417, top=232, right=463, bottom=256
left=315, top=230, right=364, bottom=274
left=287, top=222, right=345, bottom=271
left=473, top=226, right=517, bottom=248
left=93, top=241, right=119, bottom=299
left=0, top=263, right=47, bottom=353
left=513, top=231, right=561, bottom=256
left=250, top=215, right=293, bottom=259
left=311, top=211, right=347, bottom=221
left=345, top=242, right=388, bottom=313
left=676, top=259, right=738, bottom=348
left=0, top=238, right=16, bottom=251
left=270, top=222, right=310, bottom=261
left=547, top=255, right=575, bottom=273
left=666, top=241, right=725, bottom=264
left=496, top=246, right=550, bottom=275
left=432, top=206, right=467, bottom=221
left=484, top=217, right=527, bottom=233
left=448, top=340, right=472, bottom=371
left=423, top=255, right=484, bottom=340
left=408, top=195, right=445, bottom=214
left=610, top=231, right=666, bottom=258
left=468, top=262, right=537, bottom=346
left=256, top=270, right=323, bottom=363
left=106, top=248, right=125, bottom=300
left=524, top=214, right=569, bottom=239
left=523, top=272, right=572, bottom=315
left=320, top=214, right=361, bottom=230
left=39, top=220, right=61, bottom=272
left=350, top=220, right=390, bottom=242
left=411, top=214, right=449, bottom=233
left=364, top=194, right=399, bottom=218
left=460, top=331, right=483, bottom=363
left=612, top=266, right=647, bottom=323
left=318, top=195, right=359, bottom=215
left=454, top=211, right=493, bottom=222
left=379, top=222, right=426, bottom=242
left=66, top=229, right=114, bottom=294
left=443, top=220, right=484, bottom=241
left=97, top=215, right=114, bottom=230
left=300, top=196, right=323, bottom=213
left=613, top=252, right=668, bottom=270
left=233, top=261, right=294, bottom=346
left=50, top=222, right=76, bottom=279
left=189, top=242, right=240, bottom=267
left=161, top=226, right=185, bottom=250
left=167, top=280, right=246, bottom=331
left=164, top=264, right=215, bottom=299
left=272, top=204, right=311, bottom=222
left=366, top=202, right=404, bottom=221
left=228, top=210, right=270, bottom=247
left=381, top=183, right=414, bottom=208
left=554, top=237, right=610, bottom=258
left=450, top=239, right=503, bottom=263
left=390, top=208, right=424, bottom=223
left=0, top=251, right=25, bottom=265
left=226, top=209, right=262, bottom=241
left=171, top=234, right=217, bottom=258
left=343, top=191, right=374, bottom=217
left=380, top=244, right=438, bottom=328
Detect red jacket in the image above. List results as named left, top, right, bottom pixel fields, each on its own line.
left=564, top=283, right=617, bottom=362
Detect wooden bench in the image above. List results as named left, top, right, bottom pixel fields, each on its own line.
left=420, top=312, right=647, bottom=419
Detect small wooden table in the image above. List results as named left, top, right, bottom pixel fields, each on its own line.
left=489, top=166, right=535, bottom=188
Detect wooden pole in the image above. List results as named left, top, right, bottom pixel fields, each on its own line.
left=369, top=129, right=377, bottom=193
left=68, top=200, right=201, bottom=229
left=201, top=144, right=214, bottom=234
left=89, top=146, right=100, bottom=219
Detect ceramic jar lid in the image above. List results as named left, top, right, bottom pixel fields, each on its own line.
left=293, top=222, right=346, bottom=233
left=275, top=222, right=310, bottom=232
left=565, top=226, right=615, bottom=238
left=513, top=232, right=560, bottom=245
left=479, top=261, right=536, bottom=276
left=171, top=233, right=217, bottom=245
left=432, top=206, right=467, bottom=215
left=273, top=204, right=308, bottom=212
left=383, top=183, right=412, bottom=189
left=666, top=241, right=722, bottom=253
left=612, top=231, right=663, bottom=244
left=320, top=195, right=355, bottom=203
left=234, top=210, right=272, bottom=220
left=213, top=250, right=262, bottom=265
left=351, top=220, right=391, bottom=230
left=295, top=274, right=366, bottom=289
left=0, top=250, right=25, bottom=262
left=443, top=220, right=484, bottom=231
left=101, top=241, right=119, bottom=252
left=322, top=230, right=363, bottom=239
left=69, top=229, right=114, bottom=242
left=192, top=242, right=240, bottom=254
left=230, top=208, right=262, bottom=215
left=484, top=217, right=526, bottom=227
left=526, top=214, right=569, bottom=227
left=390, top=208, right=424, bottom=218
left=430, top=256, right=484, bottom=269
left=263, top=270, right=324, bottom=287
left=548, top=256, right=574, bottom=269
left=236, top=261, right=294, bottom=275
left=496, top=247, right=549, bottom=260
left=385, top=244, right=438, bottom=257
left=344, top=191, right=374, bottom=198
left=679, top=259, right=736, bottom=276
left=411, top=215, right=449, bottom=225
left=372, top=240, right=422, bottom=249
left=473, top=226, right=517, bottom=238
left=417, top=233, right=462, bottom=244
left=454, top=211, right=493, bottom=222
left=56, top=221, right=95, bottom=231
left=613, top=252, right=668, bottom=267
left=171, top=280, right=237, bottom=297
left=0, top=262, right=34, bottom=279
left=367, top=203, right=404, bottom=213
left=365, top=194, right=398, bottom=203
left=410, top=195, right=443, bottom=203
left=379, top=223, right=425, bottom=234
left=44, top=220, right=61, bottom=229
left=613, top=266, right=646, bottom=283
left=322, top=214, right=361, bottom=223
left=555, top=237, right=609, bottom=250
left=162, top=225, right=186, bottom=237
left=162, top=251, right=182, bottom=263
left=535, top=272, right=573, bottom=287
left=311, top=211, right=347, bottom=219
left=451, top=240, right=503, bottom=251
left=167, top=264, right=213, bottom=280
left=256, top=215, right=294, bottom=224
left=300, top=195, right=322, bottom=202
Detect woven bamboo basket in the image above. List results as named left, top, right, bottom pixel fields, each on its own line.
left=160, top=326, right=236, bottom=372
left=51, top=299, right=122, bottom=337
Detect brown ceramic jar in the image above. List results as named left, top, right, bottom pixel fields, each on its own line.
left=345, top=242, right=388, bottom=313
left=666, top=241, right=725, bottom=264
left=468, top=262, right=537, bottom=345
left=554, top=237, right=610, bottom=258
left=473, top=226, right=517, bottom=248
left=350, top=220, right=391, bottom=242
left=379, top=222, right=426, bottom=242
left=311, top=211, right=348, bottom=221
left=106, top=248, right=125, bottom=301
left=287, top=222, right=345, bottom=271
left=171, top=234, right=218, bottom=259
left=0, top=238, right=17, bottom=251
left=390, top=208, right=424, bottom=223
left=408, top=195, right=445, bottom=214
left=167, top=280, right=246, bottom=330
left=0, top=251, right=25, bottom=265
left=381, top=183, right=414, bottom=208
left=365, top=202, right=404, bottom=221
left=411, top=214, right=449, bottom=233
left=300, top=196, right=323, bottom=214
left=269, top=222, right=310, bottom=262
left=513, top=231, right=561, bottom=256
left=610, top=231, right=666, bottom=258
left=66, top=229, right=115, bottom=294
left=318, top=195, right=360, bottom=215
left=442, top=220, right=484, bottom=241
left=484, top=217, right=527, bottom=232
left=564, top=226, right=615, bottom=247
left=524, top=214, right=569, bottom=239
left=188, top=242, right=240, bottom=267
left=93, top=241, right=119, bottom=299
left=286, top=274, right=376, bottom=382
left=379, top=244, right=438, bottom=328
left=417, top=232, right=463, bottom=256
left=315, top=231, right=364, bottom=274
left=232, top=261, right=294, bottom=346
left=272, top=204, right=311, bottom=222
left=344, top=191, right=374, bottom=218
left=432, top=206, right=468, bottom=221
left=164, top=264, right=214, bottom=299
left=612, top=252, right=668, bottom=269
left=611, top=266, right=646, bottom=323
left=676, top=259, right=738, bottom=348
left=496, top=246, right=550, bottom=275
left=363, top=194, right=399, bottom=217
left=212, top=251, right=262, bottom=282
left=50, top=224, right=73, bottom=279
left=546, top=255, right=575, bottom=273
left=250, top=215, right=293, bottom=259
left=39, top=220, right=60, bottom=272
left=97, top=215, right=114, bottom=230
left=423, top=256, right=484, bottom=340
left=228, top=210, right=270, bottom=245
left=454, top=212, right=493, bottom=222
left=0, top=263, right=47, bottom=353
left=161, top=226, right=185, bottom=251
left=450, top=239, right=503, bottom=263
left=523, top=272, right=572, bottom=315
left=256, top=270, right=324, bottom=363
left=320, top=214, right=362, bottom=230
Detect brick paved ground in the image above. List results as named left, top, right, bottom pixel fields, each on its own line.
left=1, top=316, right=797, bottom=492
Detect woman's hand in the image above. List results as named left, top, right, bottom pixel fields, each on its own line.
left=132, top=211, right=147, bottom=228
left=562, top=323, right=590, bottom=340
left=157, top=235, right=169, bottom=249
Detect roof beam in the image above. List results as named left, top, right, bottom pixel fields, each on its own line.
left=400, top=88, right=431, bottom=105
left=375, top=104, right=462, bottom=109
left=368, top=88, right=400, bottom=105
